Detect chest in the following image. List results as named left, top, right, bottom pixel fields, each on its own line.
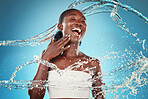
left=51, top=57, right=92, bottom=71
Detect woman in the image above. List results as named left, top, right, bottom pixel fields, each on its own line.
left=28, top=9, right=105, bottom=99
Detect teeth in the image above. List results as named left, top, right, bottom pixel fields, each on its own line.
left=72, top=28, right=81, bottom=33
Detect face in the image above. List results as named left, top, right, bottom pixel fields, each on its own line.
left=58, top=10, right=87, bottom=43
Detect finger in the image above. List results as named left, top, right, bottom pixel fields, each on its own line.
left=55, top=35, right=70, bottom=44
left=57, top=36, right=70, bottom=46
left=47, top=37, right=54, bottom=48
left=50, top=37, right=54, bottom=44
left=42, top=50, right=45, bottom=54
left=59, top=45, right=70, bottom=53
left=58, top=37, right=70, bottom=48
left=40, top=50, right=45, bottom=57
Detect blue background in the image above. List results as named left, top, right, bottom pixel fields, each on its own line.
left=0, top=0, right=148, bottom=99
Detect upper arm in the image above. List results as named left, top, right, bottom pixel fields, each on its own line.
left=90, top=59, right=103, bottom=86
left=91, top=59, right=102, bottom=76
left=91, top=59, right=105, bottom=98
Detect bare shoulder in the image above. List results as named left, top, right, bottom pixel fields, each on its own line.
left=81, top=52, right=100, bottom=65
left=80, top=52, right=102, bottom=73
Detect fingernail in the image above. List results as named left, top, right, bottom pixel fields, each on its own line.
left=68, top=45, right=70, bottom=47
left=65, top=34, right=68, bottom=36
left=68, top=35, right=71, bottom=37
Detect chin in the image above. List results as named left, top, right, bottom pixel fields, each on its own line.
left=71, top=36, right=79, bottom=41
left=70, top=38, right=79, bottom=43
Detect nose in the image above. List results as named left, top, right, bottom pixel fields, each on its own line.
left=75, top=20, right=82, bottom=26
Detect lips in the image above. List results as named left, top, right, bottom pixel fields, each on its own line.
left=71, top=27, right=82, bottom=36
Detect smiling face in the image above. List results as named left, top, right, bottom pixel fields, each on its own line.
left=58, top=9, right=87, bottom=43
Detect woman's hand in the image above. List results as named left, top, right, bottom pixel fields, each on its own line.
left=41, top=35, right=71, bottom=61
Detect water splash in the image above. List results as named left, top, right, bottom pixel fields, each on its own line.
left=0, top=50, right=148, bottom=98
left=0, top=0, right=147, bottom=51
left=102, top=51, right=148, bottom=98
left=0, top=0, right=148, bottom=98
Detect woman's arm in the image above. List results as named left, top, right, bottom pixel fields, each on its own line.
left=28, top=62, right=49, bottom=99
left=28, top=36, right=70, bottom=99
left=28, top=49, right=51, bottom=99
left=91, top=59, right=105, bottom=99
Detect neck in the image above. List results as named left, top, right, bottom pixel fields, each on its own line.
left=63, top=42, right=80, bottom=57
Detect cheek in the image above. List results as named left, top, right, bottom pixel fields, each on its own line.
left=63, top=22, right=71, bottom=29
left=83, top=25, right=87, bottom=33
left=83, top=23, right=87, bottom=28
left=62, top=23, right=72, bottom=34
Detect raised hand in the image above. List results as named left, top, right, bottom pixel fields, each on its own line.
left=41, top=35, right=71, bottom=61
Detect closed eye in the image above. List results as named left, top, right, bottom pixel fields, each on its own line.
left=81, top=20, right=85, bottom=23
left=71, top=18, right=75, bottom=20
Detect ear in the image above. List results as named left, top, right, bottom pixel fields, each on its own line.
left=58, top=24, right=63, bottom=31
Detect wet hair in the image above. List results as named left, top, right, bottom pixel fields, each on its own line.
left=58, top=9, right=81, bottom=24
left=54, top=9, right=82, bottom=45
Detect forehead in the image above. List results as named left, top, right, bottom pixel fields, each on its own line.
left=64, top=10, right=86, bottom=19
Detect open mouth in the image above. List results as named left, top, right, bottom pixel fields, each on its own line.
left=72, top=28, right=82, bottom=36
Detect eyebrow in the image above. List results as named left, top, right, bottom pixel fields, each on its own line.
left=69, top=14, right=86, bottom=20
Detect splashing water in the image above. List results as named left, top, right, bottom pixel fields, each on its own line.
left=0, top=0, right=147, bottom=50
left=0, top=0, right=148, bottom=99
left=0, top=51, right=147, bottom=98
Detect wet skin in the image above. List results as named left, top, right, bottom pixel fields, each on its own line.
left=28, top=10, right=105, bottom=99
